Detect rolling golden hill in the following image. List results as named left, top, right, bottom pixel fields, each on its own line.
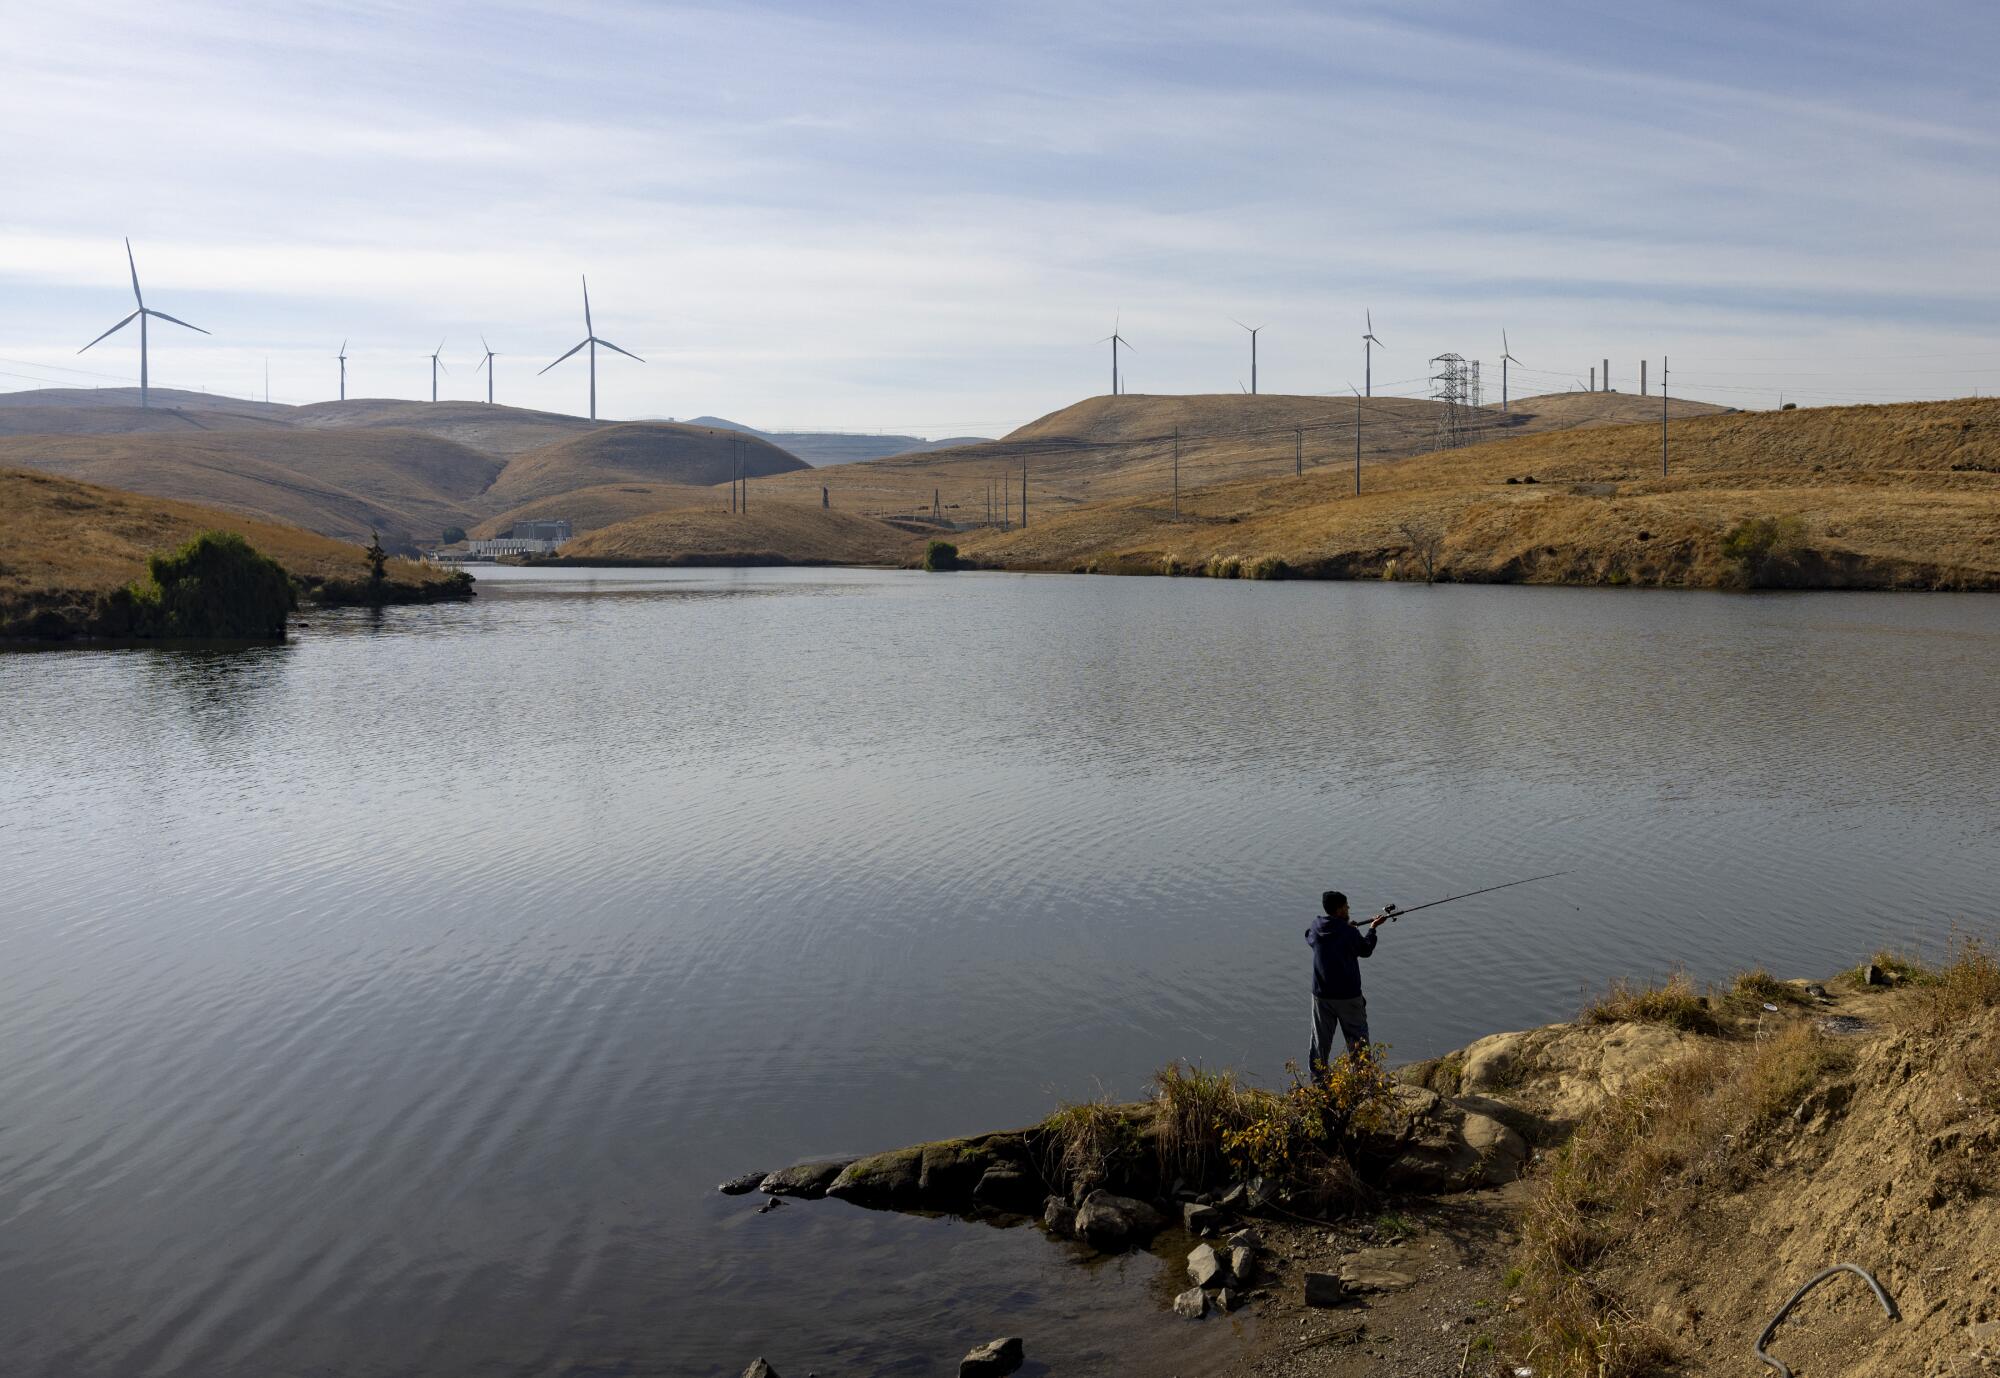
left=482, top=422, right=810, bottom=509
left=949, top=396, right=2000, bottom=589
left=555, top=501, right=921, bottom=567
left=469, top=481, right=715, bottom=539
left=1, top=466, right=462, bottom=635
left=0, top=431, right=502, bottom=548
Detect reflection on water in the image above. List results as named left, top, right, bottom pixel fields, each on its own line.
left=2, top=568, right=1996, bottom=1378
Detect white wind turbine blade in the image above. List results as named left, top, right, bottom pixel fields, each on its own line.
left=594, top=337, right=644, bottom=363
left=146, top=309, right=209, bottom=335
left=581, top=276, right=593, bottom=335
left=125, top=238, right=144, bottom=308
left=338, top=338, right=348, bottom=358
left=79, top=310, right=141, bottom=352
left=539, top=338, right=590, bottom=374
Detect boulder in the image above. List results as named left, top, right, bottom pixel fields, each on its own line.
left=1304, top=1271, right=1348, bottom=1307
left=741, top=1362, right=779, bottom=1378
left=1339, top=1247, right=1419, bottom=1292
left=826, top=1147, right=925, bottom=1208
left=1229, top=1245, right=1257, bottom=1284
left=1219, top=1181, right=1248, bottom=1208
left=1453, top=1020, right=1705, bottom=1133
left=1213, top=1286, right=1241, bottom=1313
left=1173, top=1285, right=1208, bottom=1319
left=1041, top=1194, right=1075, bottom=1238
left=1187, top=1243, right=1228, bottom=1288
left=1369, top=1087, right=1529, bottom=1193
left=1224, top=1227, right=1263, bottom=1252
left=1183, top=1201, right=1225, bottom=1235
left=959, top=1336, right=1023, bottom=1377
left=1074, top=1190, right=1166, bottom=1251
left=758, top=1158, right=856, bottom=1199
left=718, top=1171, right=770, bottom=1196
left=919, top=1139, right=999, bottom=1206
left=972, top=1166, right=1043, bottom=1213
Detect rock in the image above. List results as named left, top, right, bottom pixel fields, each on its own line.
left=919, top=1139, right=999, bottom=1205
left=1969, top=1319, right=2000, bottom=1348
left=741, top=1361, right=780, bottom=1378
left=1304, top=1271, right=1348, bottom=1307
left=1213, top=1286, right=1241, bottom=1313
left=1042, top=1194, right=1076, bottom=1238
left=758, top=1158, right=856, bottom=1199
left=718, top=1171, right=770, bottom=1195
left=1244, top=1176, right=1276, bottom=1210
left=1225, top=1227, right=1263, bottom=1252
left=755, top=1198, right=784, bottom=1214
left=1865, top=962, right=1887, bottom=986
left=1340, top=1247, right=1419, bottom=1292
left=1367, top=1086, right=1531, bottom=1193
left=972, top=1166, right=1042, bottom=1213
left=826, top=1147, right=925, bottom=1208
left=1187, top=1242, right=1229, bottom=1288
left=1451, top=1021, right=1705, bottom=1134
left=1074, top=1190, right=1166, bottom=1251
left=1219, top=1182, right=1249, bottom=1208
left=959, top=1336, right=1023, bottom=1377
left=1183, top=1200, right=1225, bottom=1235
left=1173, top=1286, right=1208, bottom=1319
left=1230, top=1245, right=1257, bottom=1284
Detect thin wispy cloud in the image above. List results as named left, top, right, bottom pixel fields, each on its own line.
left=3, top=0, right=1996, bottom=428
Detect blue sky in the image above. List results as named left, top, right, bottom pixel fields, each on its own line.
left=3, top=0, right=1998, bottom=432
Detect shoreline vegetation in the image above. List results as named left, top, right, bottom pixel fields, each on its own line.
left=728, top=943, right=2000, bottom=1377
left=2, top=468, right=471, bottom=642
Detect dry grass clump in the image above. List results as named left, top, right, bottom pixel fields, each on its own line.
left=1149, top=1062, right=1258, bottom=1184
left=1730, top=967, right=1812, bottom=1008
left=1580, top=970, right=1727, bottom=1036
left=1515, top=1021, right=1851, bottom=1375
left=1037, top=1095, right=1144, bottom=1194
left=1902, top=937, right=2000, bottom=1037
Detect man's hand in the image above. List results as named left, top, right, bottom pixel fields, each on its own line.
left=1367, top=911, right=1391, bottom=930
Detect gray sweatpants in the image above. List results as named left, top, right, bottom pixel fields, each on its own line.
left=1310, top=994, right=1369, bottom=1074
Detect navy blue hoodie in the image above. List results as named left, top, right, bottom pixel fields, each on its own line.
left=1305, top=915, right=1376, bottom=999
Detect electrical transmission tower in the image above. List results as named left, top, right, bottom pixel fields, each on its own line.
left=1429, top=353, right=1474, bottom=449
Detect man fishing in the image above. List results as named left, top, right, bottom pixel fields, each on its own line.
left=1306, top=890, right=1388, bottom=1075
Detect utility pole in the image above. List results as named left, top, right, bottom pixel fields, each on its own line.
left=1661, top=356, right=1669, bottom=477
left=1589, top=365, right=1595, bottom=393
left=730, top=439, right=737, bottom=513
left=1172, top=426, right=1180, bottom=520
left=1602, top=358, right=1610, bottom=392
left=1640, top=359, right=1648, bottom=397
left=1003, top=473, right=1010, bottom=529
left=1020, top=462, right=1028, bottom=529
left=934, top=486, right=942, bottom=523
left=1295, top=426, right=1303, bottom=478
left=1354, top=392, right=1362, bottom=495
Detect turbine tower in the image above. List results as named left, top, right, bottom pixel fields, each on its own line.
left=336, top=339, right=348, bottom=401
left=78, top=239, right=209, bottom=409
left=1499, top=330, right=1522, bottom=413
left=1362, top=311, right=1385, bottom=397
left=429, top=339, right=448, bottom=402
left=1231, top=318, right=1264, bottom=394
left=539, top=275, right=643, bottom=421
left=475, top=336, right=498, bottom=405
left=1097, top=317, right=1134, bottom=396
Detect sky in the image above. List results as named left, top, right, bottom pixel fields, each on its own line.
left=4, top=0, right=1999, bottom=435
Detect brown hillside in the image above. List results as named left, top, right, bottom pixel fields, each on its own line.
left=0, top=403, right=293, bottom=437
left=483, top=422, right=809, bottom=508
left=0, top=431, right=502, bottom=548
left=556, top=500, right=921, bottom=566
left=290, top=398, right=596, bottom=456
left=952, top=397, right=2000, bottom=589
left=1, top=466, right=457, bottom=622
left=751, top=391, right=1732, bottom=522
left=470, top=481, right=711, bottom=539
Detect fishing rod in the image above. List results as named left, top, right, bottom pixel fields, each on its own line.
left=1354, top=870, right=1573, bottom=926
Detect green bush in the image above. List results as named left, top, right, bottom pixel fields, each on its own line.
left=922, top=540, right=961, bottom=572
left=441, top=526, right=467, bottom=544
left=128, top=531, right=295, bottom=638
left=1719, top=515, right=1806, bottom=586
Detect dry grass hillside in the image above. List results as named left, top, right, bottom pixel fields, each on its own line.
left=483, top=422, right=809, bottom=508
left=470, top=481, right=713, bottom=539
left=555, top=501, right=921, bottom=567
left=288, top=398, right=595, bottom=455
left=950, top=397, right=2000, bottom=590
left=750, top=391, right=1729, bottom=521
left=0, top=431, right=502, bottom=548
left=1, top=466, right=459, bottom=634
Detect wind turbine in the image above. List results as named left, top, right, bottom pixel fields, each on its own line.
left=1499, top=330, right=1522, bottom=412
left=475, top=336, right=498, bottom=405
left=78, top=238, right=209, bottom=409
left=1362, top=311, right=1385, bottom=397
left=429, top=339, right=448, bottom=402
left=336, top=339, right=348, bottom=401
left=539, top=275, right=643, bottom=421
left=1097, top=317, right=1133, bottom=396
left=1231, top=318, right=1264, bottom=394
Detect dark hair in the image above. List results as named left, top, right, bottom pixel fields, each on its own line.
left=1322, top=890, right=1346, bottom=915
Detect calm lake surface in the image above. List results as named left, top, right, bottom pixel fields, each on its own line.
left=4, top=567, right=1997, bottom=1377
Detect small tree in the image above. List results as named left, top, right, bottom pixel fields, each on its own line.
left=441, top=526, right=467, bottom=545
left=131, top=531, right=295, bottom=638
left=364, top=530, right=389, bottom=604
left=1396, top=518, right=1445, bottom=584
left=922, top=540, right=961, bottom=572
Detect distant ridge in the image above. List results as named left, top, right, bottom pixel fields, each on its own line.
left=680, top=415, right=992, bottom=466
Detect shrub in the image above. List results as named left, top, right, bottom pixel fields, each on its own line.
left=1730, top=967, right=1810, bottom=1008
left=128, top=531, right=295, bottom=639
left=1205, top=554, right=1243, bottom=579
left=441, top=526, right=467, bottom=544
left=922, top=539, right=961, bottom=572
left=1719, top=515, right=1806, bottom=586
left=1580, top=970, right=1725, bottom=1036
left=1248, top=555, right=1289, bottom=580
left=1150, top=1062, right=1254, bottom=1184
left=1218, top=1051, right=1396, bottom=1210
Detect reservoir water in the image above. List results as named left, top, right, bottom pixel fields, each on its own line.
left=4, top=567, right=1996, bottom=1377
